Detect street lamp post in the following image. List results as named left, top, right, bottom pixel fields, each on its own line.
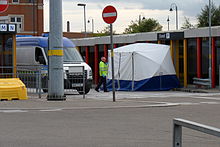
left=77, top=3, right=87, bottom=37
left=138, top=14, right=145, bottom=25
left=167, top=16, right=170, bottom=31
left=169, top=3, right=178, bottom=30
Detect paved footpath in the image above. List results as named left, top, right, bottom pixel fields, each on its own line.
left=0, top=90, right=220, bottom=147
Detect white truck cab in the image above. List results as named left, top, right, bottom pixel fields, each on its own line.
left=15, top=36, right=93, bottom=94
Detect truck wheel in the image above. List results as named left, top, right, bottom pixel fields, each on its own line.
left=77, top=85, right=91, bottom=94
left=64, top=79, right=71, bottom=89
left=43, top=89, right=48, bottom=93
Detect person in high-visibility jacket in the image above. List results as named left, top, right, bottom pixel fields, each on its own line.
left=95, top=57, right=108, bottom=92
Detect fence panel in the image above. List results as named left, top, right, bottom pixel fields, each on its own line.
left=1, top=65, right=86, bottom=99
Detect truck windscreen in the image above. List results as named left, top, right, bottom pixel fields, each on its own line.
left=63, top=47, right=84, bottom=62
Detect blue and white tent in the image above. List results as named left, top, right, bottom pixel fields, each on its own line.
left=107, top=43, right=180, bottom=91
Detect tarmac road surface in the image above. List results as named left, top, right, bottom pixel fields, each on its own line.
left=0, top=90, right=220, bottom=147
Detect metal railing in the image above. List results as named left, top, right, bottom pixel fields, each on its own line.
left=17, top=68, right=44, bottom=98
left=1, top=65, right=86, bottom=99
left=173, top=118, right=220, bottom=147
left=193, top=77, right=210, bottom=88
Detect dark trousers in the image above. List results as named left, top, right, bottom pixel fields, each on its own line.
left=95, top=76, right=107, bottom=92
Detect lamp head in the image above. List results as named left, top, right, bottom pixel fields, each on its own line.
left=169, top=8, right=173, bottom=11
left=77, top=3, right=86, bottom=6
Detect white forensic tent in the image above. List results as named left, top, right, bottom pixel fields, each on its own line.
left=107, top=43, right=180, bottom=91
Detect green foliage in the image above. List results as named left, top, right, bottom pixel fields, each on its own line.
left=123, top=18, right=162, bottom=34
left=181, top=17, right=195, bottom=29
left=93, top=26, right=117, bottom=37
left=197, top=3, right=220, bottom=27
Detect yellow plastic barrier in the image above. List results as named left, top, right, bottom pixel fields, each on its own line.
left=0, top=78, right=28, bottom=101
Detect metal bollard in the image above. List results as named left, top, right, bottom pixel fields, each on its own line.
left=83, top=67, right=85, bottom=99
left=36, top=71, right=39, bottom=94
left=38, top=69, right=42, bottom=98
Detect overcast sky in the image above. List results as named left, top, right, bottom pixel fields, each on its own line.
left=43, top=0, right=220, bottom=33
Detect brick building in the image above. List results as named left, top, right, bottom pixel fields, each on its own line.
left=0, top=0, right=43, bottom=36
left=0, top=0, right=93, bottom=38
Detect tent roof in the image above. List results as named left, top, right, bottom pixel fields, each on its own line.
left=112, top=43, right=170, bottom=64
left=113, top=43, right=169, bottom=53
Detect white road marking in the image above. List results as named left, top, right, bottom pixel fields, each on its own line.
left=176, top=102, right=200, bottom=105
left=0, top=110, right=28, bottom=113
left=193, top=97, right=220, bottom=100
left=200, top=102, right=220, bottom=104
left=39, top=109, right=63, bottom=112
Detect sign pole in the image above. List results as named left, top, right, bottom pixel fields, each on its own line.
left=110, top=23, right=116, bottom=102
left=102, top=5, right=117, bottom=102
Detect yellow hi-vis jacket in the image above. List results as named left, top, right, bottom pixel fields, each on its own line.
left=99, top=61, right=108, bottom=76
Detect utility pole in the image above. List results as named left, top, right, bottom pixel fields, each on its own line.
left=170, top=3, right=178, bottom=30
left=47, top=0, right=65, bottom=100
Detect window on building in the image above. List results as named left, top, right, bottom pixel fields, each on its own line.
left=216, top=37, right=220, bottom=85
left=0, top=34, right=14, bottom=76
left=187, top=39, right=197, bottom=84
left=10, top=17, right=15, bottom=22
left=17, top=17, right=21, bottom=22
left=29, top=0, right=36, bottom=3
left=202, top=38, right=209, bottom=78
left=9, top=16, right=23, bottom=32
left=12, top=0, right=19, bottom=3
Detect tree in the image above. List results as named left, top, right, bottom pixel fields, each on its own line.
left=197, top=3, right=220, bottom=27
left=181, top=17, right=195, bottom=29
left=93, top=26, right=116, bottom=37
left=123, top=18, right=162, bottom=34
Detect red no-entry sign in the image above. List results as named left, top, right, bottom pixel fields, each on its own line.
left=102, top=5, right=117, bottom=101
left=0, top=0, right=8, bottom=13
left=102, top=5, right=117, bottom=24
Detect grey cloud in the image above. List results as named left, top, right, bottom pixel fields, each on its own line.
left=63, top=0, right=220, bottom=16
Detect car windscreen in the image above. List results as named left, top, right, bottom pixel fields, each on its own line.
left=63, top=47, right=83, bottom=62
